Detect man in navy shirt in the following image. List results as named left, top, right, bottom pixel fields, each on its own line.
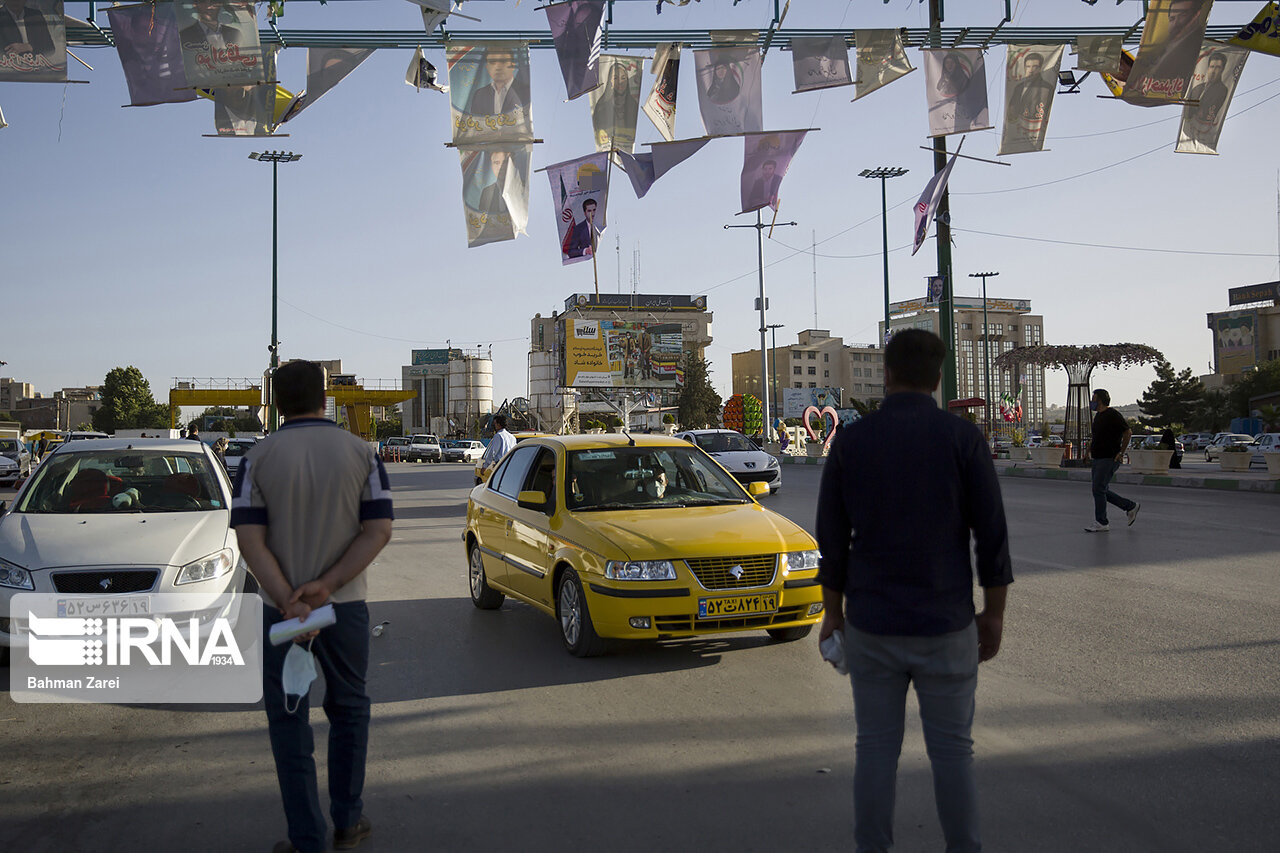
left=816, top=329, right=1012, bottom=853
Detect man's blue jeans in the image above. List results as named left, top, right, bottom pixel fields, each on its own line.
left=1091, top=458, right=1135, bottom=525
left=845, top=623, right=981, bottom=853
left=263, top=602, right=371, bottom=853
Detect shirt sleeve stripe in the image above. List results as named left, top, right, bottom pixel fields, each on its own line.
left=230, top=506, right=269, bottom=527
left=359, top=499, right=394, bottom=521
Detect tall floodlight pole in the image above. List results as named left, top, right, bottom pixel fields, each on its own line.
left=859, top=167, right=909, bottom=345
left=970, top=271, right=999, bottom=440
left=929, top=0, right=958, bottom=404
left=249, top=150, right=302, bottom=432
left=767, top=323, right=784, bottom=435
left=725, top=211, right=797, bottom=440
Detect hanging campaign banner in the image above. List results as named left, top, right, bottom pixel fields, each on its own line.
left=739, top=130, right=809, bottom=214
left=405, top=47, right=446, bottom=92
left=303, top=47, right=373, bottom=110
left=212, top=46, right=277, bottom=136
left=1230, top=2, right=1280, bottom=57
left=545, top=0, right=605, bottom=100
left=790, top=35, right=852, bottom=93
left=459, top=144, right=531, bottom=248
left=448, top=42, right=534, bottom=145
left=853, top=29, right=914, bottom=101
left=614, top=149, right=656, bottom=198
left=563, top=319, right=685, bottom=389
left=1177, top=44, right=1248, bottom=155
left=176, top=1, right=265, bottom=88
left=589, top=54, right=642, bottom=154
left=0, top=0, right=66, bottom=82
left=108, top=2, right=195, bottom=106
left=926, top=275, right=945, bottom=305
left=1074, top=34, right=1123, bottom=73
left=693, top=46, right=763, bottom=136
left=409, top=0, right=452, bottom=33
left=650, top=136, right=711, bottom=179
left=0, top=102, right=6, bottom=128
left=1101, top=48, right=1136, bottom=97
left=643, top=42, right=680, bottom=141
left=923, top=49, right=991, bottom=137
left=999, top=44, right=1064, bottom=156
left=1124, top=0, right=1212, bottom=105
left=546, top=152, right=610, bottom=266
left=912, top=139, right=962, bottom=256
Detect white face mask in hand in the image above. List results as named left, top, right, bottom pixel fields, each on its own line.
left=282, top=640, right=317, bottom=715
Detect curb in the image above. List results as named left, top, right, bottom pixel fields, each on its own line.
left=780, top=455, right=825, bottom=466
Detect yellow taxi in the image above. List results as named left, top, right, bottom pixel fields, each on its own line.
left=463, top=434, right=823, bottom=656
left=473, top=431, right=552, bottom=486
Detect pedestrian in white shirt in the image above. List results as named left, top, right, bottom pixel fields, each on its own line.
left=477, top=415, right=516, bottom=480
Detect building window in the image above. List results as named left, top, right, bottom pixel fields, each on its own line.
left=808, top=366, right=817, bottom=375
left=808, top=351, right=816, bottom=360
left=793, top=366, right=802, bottom=375
left=823, top=352, right=829, bottom=362
left=853, top=367, right=862, bottom=377
left=794, top=382, right=803, bottom=388
left=808, top=382, right=817, bottom=388
left=961, top=323, right=972, bottom=330
left=792, top=350, right=802, bottom=360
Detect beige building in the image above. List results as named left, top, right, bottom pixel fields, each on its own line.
left=0, top=378, right=33, bottom=412
left=1201, top=281, right=1279, bottom=391
left=732, top=329, right=885, bottom=413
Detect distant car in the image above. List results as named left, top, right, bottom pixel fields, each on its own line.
left=675, top=428, right=781, bottom=495
left=0, top=437, right=32, bottom=485
left=1249, top=433, right=1280, bottom=466
left=1045, top=435, right=1064, bottom=447
left=381, top=436, right=411, bottom=461
left=405, top=434, right=443, bottom=463
left=1204, top=434, right=1255, bottom=462
left=444, top=440, right=485, bottom=463
left=1186, top=432, right=1218, bottom=450
left=65, top=431, right=111, bottom=441
left=220, top=438, right=258, bottom=474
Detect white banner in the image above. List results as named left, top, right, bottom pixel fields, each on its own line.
left=460, top=145, right=531, bottom=247
left=589, top=54, right=642, bottom=154
left=999, top=45, right=1063, bottom=156
left=739, top=130, right=808, bottom=214
left=405, top=47, right=445, bottom=92
left=1125, top=0, right=1213, bottom=105
left=853, top=29, right=914, bottom=100
left=546, top=152, right=610, bottom=266
left=1074, top=34, right=1123, bottom=73
left=790, top=35, right=852, bottom=93
left=0, top=0, right=66, bottom=82
left=693, top=47, right=763, bottom=136
left=923, top=49, right=991, bottom=137
left=1177, top=44, right=1248, bottom=155
left=448, top=42, right=534, bottom=145
left=643, top=42, right=680, bottom=142
left=912, top=140, right=962, bottom=256
left=176, top=1, right=265, bottom=88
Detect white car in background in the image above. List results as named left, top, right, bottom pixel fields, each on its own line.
left=221, top=438, right=259, bottom=475
left=675, top=428, right=782, bottom=495
left=0, top=438, right=251, bottom=666
left=0, top=437, right=32, bottom=485
left=443, top=440, right=485, bottom=463
left=1249, top=433, right=1280, bottom=466
left=1204, top=433, right=1255, bottom=462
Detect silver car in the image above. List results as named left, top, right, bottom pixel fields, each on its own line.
left=0, top=437, right=31, bottom=485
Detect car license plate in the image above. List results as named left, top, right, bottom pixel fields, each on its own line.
left=698, top=592, right=778, bottom=619
left=57, top=597, right=152, bottom=617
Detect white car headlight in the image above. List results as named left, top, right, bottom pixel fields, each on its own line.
left=604, top=560, right=677, bottom=581
left=767, top=456, right=780, bottom=468
left=175, top=549, right=236, bottom=586
left=783, top=550, right=820, bottom=572
left=0, top=558, right=34, bottom=590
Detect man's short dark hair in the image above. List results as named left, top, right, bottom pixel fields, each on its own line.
left=275, top=360, right=326, bottom=417
left=1025, top=52, right=1044, bottom=66
left=1093, top=388, right=1110, bottom=406
left=763, top=159, right=776, bottom=168
left=1207, top=53, right=1227, bottom=68
left=188, top=425, right=199, bottom=433
left=583, top=198, right=597, bottom=212
left=885, top=329, right=946, bottom=390
left=493, top=414, right=507, bottom=430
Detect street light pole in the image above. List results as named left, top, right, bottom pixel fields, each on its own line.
left=970, top=271, right=999, bottom=441
left=725, top=211, right=797, bottom=441
left=859, top=167, right=908, bottom=346
left=767, top=323, right=784, bottom=435
left=249, top=150, right=302, bottom=432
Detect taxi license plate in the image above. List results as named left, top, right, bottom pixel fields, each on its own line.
left=57, top=597, right=152, bottom=617
left=698, top=593, right=778, bottom=619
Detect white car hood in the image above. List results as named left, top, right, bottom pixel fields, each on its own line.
left=0, top=511, right=233, bottom=570
left=707, top=450, right=776, bottom=473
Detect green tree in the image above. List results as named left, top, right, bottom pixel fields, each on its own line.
left=676, top=352, right=722, bottom=429
left=1137, top=359, right=1204, bottom=429
left=1190, top=388, right=1234, bottom=432
left=1257, top=404, right=1280, bottom=431
left=1228, top=359, right=1280, bottom=420
left=93, top=366, right=169, bottom=432
left=375, top=414, right=404, bottom=440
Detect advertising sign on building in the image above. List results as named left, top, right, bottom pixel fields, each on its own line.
left=411, top=349, right=461, bottom=366
left=1227, top=281, right=1280, bottom=306
left=1213, top=311, right=1258, bottom=374
left=562, top=319, right=684, bottom=389
left=782, top=387, right=842, bottom=418
left=565, top=293, right=707, bottom=312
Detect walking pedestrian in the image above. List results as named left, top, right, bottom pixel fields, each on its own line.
left=231, top=360, right=393, bottom=853
left=187, top=424, right=202, bottom=442
left=476, top=414, right=515, bottom=480
left=211, top=436, right=229, bottom=469
left=1084, top=388, right=1138, bottom=532
left=815, top=329, right=1012, bottom=853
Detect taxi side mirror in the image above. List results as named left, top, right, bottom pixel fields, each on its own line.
left=517, top=490, right=550, bottom=512
left=746, top=482, right=770, bottom=498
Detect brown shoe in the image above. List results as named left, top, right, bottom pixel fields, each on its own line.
left=334, top=815, right=372, bottom=850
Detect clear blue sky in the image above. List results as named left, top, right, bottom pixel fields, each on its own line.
left=2, top=0, right=1277, bottom=416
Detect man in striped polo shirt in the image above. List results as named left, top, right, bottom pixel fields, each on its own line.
left=231, top=360, right=393, bottom=853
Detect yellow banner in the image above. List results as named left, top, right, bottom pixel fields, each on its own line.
left=1229, top=2, right=1280, bottom=57
left=564, top=320, right=611, bottom=387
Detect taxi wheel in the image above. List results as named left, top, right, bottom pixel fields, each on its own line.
left=469, top=544, right=504, bottom=610
left=767, top=625, right=812, bottom=642
left=557, top=569, right=606, bottom=657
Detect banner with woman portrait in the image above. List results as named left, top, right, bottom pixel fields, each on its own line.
left=790, top=35, right=852, bottom=94
left=589, top=54, right=642, bottom=154
left=1176, top=45, right=1247, bottom=155
left=999, top=44, right=1063, bottom=155
left=922, top=48, right=991, bottom=137
left=447, top=41, right=534, bottom=146
left=108, top=2, right=195, bottom=105
left=459, top=144, right=531, bottom=248
left=0, top=0, right=66, bottom=82
left=545, top=152, right=610, bottom=266
left=693, top=47, right=763, bottom=136
left=175, top=1, right=265, bottom=88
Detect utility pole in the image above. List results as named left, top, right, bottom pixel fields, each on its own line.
left=767, top=323, right=784, bottom=436
left=859, top=167, right=909, bottom=345
left=249, top=150, right=302, bottom=433
left=930, top=0, right=958, bottom=404
left=970, top=271, right=999, bottom=442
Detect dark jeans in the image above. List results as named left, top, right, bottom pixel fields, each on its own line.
left=263, top=602, right=371, bottom=853
left=1091, top=458, right=1135, bottom=524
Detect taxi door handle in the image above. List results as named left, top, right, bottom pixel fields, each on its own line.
left=505, top=519, right=514, bottom=530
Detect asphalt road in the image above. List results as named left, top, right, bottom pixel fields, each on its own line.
left=1, top=464, right=1278, bottom=852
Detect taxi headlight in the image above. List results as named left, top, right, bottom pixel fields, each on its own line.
left=175, top=549, right=235, bottom=585
left=604, top=560, right=677, bottom=581
left=783, top=550, right=820, bottom=572
left=0, top=558, right=34, bottom=590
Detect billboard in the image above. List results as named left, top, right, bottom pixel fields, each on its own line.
left=411, top=349, right=461, bottom=366
left=1228, top=281, right=1280, bottom=306
left=782, top=387, right=842, bottom=418
left=1213, top=311, right=1258, bottom=374
left=562, top=318, right=684, bottom=389
left=564, top=293, right=707, bottom=312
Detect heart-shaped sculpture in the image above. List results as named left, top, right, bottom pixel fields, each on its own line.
left=802, top=405, right=841, bottom=453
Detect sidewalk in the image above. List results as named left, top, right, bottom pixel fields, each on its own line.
left=780, top=453, right=1280, bottom=493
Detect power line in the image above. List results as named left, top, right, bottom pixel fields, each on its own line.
left=949, top=228, right=1278, bottom=258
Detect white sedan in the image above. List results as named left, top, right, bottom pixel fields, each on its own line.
left=444, top=440, right=486, bottom=463
left=675, top=428, right=782, bottom=495
left=0, top=438, right=251, bottom=666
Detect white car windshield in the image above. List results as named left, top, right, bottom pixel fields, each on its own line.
left=566, top=446, right=748, bottom=511
left=16, top=450, right=224, bottom=514
left=692, top=432, right=758, bottom=453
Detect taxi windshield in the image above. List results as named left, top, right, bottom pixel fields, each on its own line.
left=693, top=432, right=757, bottom=453
left=565, top=446, right=748, bottom=511
left=16, top=450, right=225, bottom=514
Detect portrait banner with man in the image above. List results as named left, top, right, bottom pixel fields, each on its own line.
left=589, top=54, right=642, bottom=154
left=459, top=144, right=531, bottom=248
left=0, top=0, right=66, bottom=82
left=211, top=44, right=277, bottom=136
left=1214, top=312, right=1257, bottom=374
left=1124, top=0, right=1212, bottom=106
left=545, top=0, right=604, bottom=100
left=739, top=130, right=809, bottom=214
left=852, top=29, right=914, bottom=101
left=448, top=41, right=534, bottom=146
left=176, top=0, right=265, bottom=88
left=1177, top=45, right=1247, bottom=155
left=693, top=47, right=763, bottom=136
left=999, top=44, right=1063, bottom=156
left=922, top=49, right=991, bottom=137
left=790, top=35, right=852, bottom=94
left=1074, top=34, right=1123, bottom=73
left=108, top=2, right=195, bottom=105
left=545, top=152, right=610, bottom=266
left=643, top=42, right=680, bottom=142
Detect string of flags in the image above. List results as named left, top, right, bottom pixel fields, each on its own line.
left=3, top=0, right=1278, bottom=255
